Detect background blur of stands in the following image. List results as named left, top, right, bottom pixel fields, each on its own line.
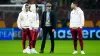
left=0, top=0, right=100, bottom=40
left=0, top=0, right=100, bottom=28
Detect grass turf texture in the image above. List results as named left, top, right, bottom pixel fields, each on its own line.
left=0, top=40, right=100, bottom=56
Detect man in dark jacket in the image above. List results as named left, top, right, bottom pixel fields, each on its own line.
left=40, top=3, right=56, bottom=53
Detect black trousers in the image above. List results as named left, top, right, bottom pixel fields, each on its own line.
left=40, top=26, right=54, bottom=51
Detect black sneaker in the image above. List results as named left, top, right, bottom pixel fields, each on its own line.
left=50, top=51, right=54, bottom=54
left=39, top=50, right=44, bottom=53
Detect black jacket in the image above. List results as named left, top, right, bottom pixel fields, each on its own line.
left=41, top=11, right=56, bottom=29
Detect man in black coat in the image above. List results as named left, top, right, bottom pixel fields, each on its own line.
left=40, top=3, right=56, bottom=53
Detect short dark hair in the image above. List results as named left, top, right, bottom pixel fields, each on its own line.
left=72, top=1, right=78, bottom=6
left=25, top=3, right=29, bottom=6
left=36, top=4, right=38, bottom=8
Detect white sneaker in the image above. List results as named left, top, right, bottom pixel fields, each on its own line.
left=24, top=46, right=31, bottom=54
left=31, top=48, right=39, bottom=54
left=26, top=49, right=31, bottom=54
left=81, top=51, right=85, bottom=54
left=72, top=50, right=78, bottom=54
left=23, top=49, right=27, bottom=53
left=26, top=46, right=30, bottom=51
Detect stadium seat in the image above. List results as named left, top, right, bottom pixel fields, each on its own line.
left=0, top=21, right=6, bottom=28
left=84, top=21, right=94, bottom=27
left=67, top=22, right=70, bottom=26
left=96, top=20, right=100, bottom=27
left=57, top=23, right=62, bottom=28
left=13, top=22, right=17, bottom=28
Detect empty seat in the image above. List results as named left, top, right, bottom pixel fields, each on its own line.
left=13, top=22, right=17, bottom=28
left=0, top=21, right=6, bottom=28
left=96, top=20, right=100, bottom=27
left=84, top=21, right=94, bottom=27
left=57, top=23, right=62, bottom=28
left=67, top=22, right=70, bottom=27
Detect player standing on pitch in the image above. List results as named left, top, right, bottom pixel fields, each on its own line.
left=17, top=4, right=32, bottom=54
left=70, top=1, right=85, bottom=54
left=29, top=4, right=39, bottom=54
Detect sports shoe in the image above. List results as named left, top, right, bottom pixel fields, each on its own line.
left=31, top=48, right=39, bottom=54
left=72, top=50, right=78, bottom=54
left=39, top=50, right=44, bottom=53
left=23, top=49, right=27, bottom=53
left=26, top=46, right=30, bottom=51
left=26, top=49, right=31, bottom=54
left=81, top=51, right=85, bottom=54
left=50, top=51, right=54, bottom=54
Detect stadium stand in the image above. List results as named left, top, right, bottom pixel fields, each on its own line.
left=0, top=0, right=100, bottom=28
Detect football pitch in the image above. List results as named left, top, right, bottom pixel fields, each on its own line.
left=0, top=40, right=100, bottom=56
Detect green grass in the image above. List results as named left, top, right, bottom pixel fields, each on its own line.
left=0, top=40, right=100, bottom=56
